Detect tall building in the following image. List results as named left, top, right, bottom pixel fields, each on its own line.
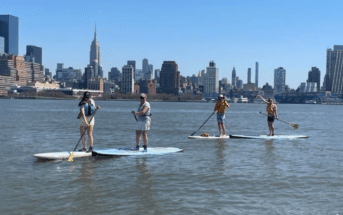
left=204, top=61, right=219, bottom=94
left=0, top=36, right=4, bottom=54
left=0, top=15, right=19, bottom=55
left=84, top=65, right=94, bottom=87
left=89, top=24, right=103, bottom=78
left=323, top=45, right=343, bottom=94
left=127, top=60, right=136, bottom=80
left=154, top=69, right=160, bottom=80
left=307, top=67, right=320, bottom=92
left=255, top=62, right=259, bottom=88
left=142, top=58, right=149, bottom=77
left=25, top=45, right=42, bottom=65
left=232, top=67, right=236, bottom=88
left=247, top=68, right=251, bottom=83
left=274, top=67, right=286, bottom=94
left=160, top=61, right=180, bottom=94
left=147, top=64, right=153, bottom=80
left=121, top=65, right=134, bottom=93
left=108, top=67, right=121, bottom=82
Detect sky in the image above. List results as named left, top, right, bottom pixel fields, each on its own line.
left=1, top=0, right=343, bottom=89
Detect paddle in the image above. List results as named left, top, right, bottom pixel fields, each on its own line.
left=259, top=111, right=298, bottom=129
left=190, top=112, right=215, bottom=136
left=68, top=109, right=98, bottom=162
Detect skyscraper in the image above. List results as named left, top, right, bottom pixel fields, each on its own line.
left=160, top=61, right=180, bottom=94
left=274, top=67, right=286, bottom=94
left=142, top=58, right=149, bottom=76
left=307, top=67, right=320, bottom=92
left=0, top=15, right=19, bottom=55
left=122, top=65, right=134, bottom=93
left=89, top=24, right=103, bottom=78
left=255, top=62, right=259, bottom=88
left=232, top=67, right=236, bottom=88
left=108, top=67, right=121, bottom=82
left=127, top=60, right=136, bottom=80
left=25, top=45, right=42, bottom=65
left=204, top=61, right=219, bottom=94
left=247, top=68, right=251, bottom=83
left=0, top=36, right=4, bottom=54
left=323, top=45, right=343, bottom=94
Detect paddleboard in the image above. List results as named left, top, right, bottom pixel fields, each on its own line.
left=188, top=135, right=230, bottom=139
left=229, top=134, right=309, bottom=139
left=33, top=151, right=92, bottom=160
left=92, top=147, right=183, bottom=156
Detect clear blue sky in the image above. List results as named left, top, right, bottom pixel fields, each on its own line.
left=2, top=0, right=343, bottom=89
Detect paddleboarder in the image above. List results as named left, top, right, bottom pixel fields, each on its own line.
left=213, top=94, right=230, bottom=137
left=78, top=92, right=100, bottom=152
left=132, top=93, right=151, bottom=152
left=257, top=94, right=278, bottom=136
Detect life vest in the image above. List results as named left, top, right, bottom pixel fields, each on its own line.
left=84, top=102, right=95, bottom=116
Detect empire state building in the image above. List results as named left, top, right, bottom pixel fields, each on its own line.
left=89, top=24, right=103, bottom=78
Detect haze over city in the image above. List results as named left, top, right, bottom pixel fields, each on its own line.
left=2, top=0, right=343, bottom=89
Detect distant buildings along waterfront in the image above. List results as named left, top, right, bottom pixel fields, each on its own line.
left=89, top=24, right=103, bottom=78
left=160, top=61, right=180, bottom=94
left=247, top=68, right=251, bottom=83
left=255, top=62, right=259, bottom=88
left=204, top=61, right=219, bottom=94
left=274, top=67, right=286, bottom=94
left=323, top=45, right=343, bottom=94
left=25, top=45, right=42, bottom=65
left=0, top=36, right=4, bottom=54
left=121, top=64, right=134, bottom=93
left=307, top=67, right=320, bottom=92
left=231, top=67, right=236, bottom=88
left=0, top=15, right=18, bottom=55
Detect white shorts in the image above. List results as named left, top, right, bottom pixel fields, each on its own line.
left=136, top=120, right=150, bottom=131
left=80, top=116, right=95, bottom=127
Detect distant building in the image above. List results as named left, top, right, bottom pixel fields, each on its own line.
left=247, top=68, right=251, bottom=83
left=108, top=67, right=121, bottom=82
left=0, top=15, right=19, bottom=55
left=160, top=61, right=180, bottom=94
left=232, top=67, right=236, bottom=88
left=0, top=36, right=4, bottom=54
left=255, top=62, right=259, bottom=88
left=135, top=69, right=143, bottom=81
left=121, top=65, right=134, bottom=93
left=236, top=78, right=243, bottom=90
left=147, top=80, right=157, bottom=95
left=204, top=61, right=219, bottom=94
left=262, top=83, right=274, bottom=98
left=55, top=64, right=82, bottom=81
left=25, top=45, right=42, bottom=65
left=137, top=79, right=148, bottom=94
left=274, top=67, right=286, bottom=94
left=307, top=67, right=320, bottom=92
left=142, top=58, right=149, bottom=79
left=243, top=83, right=257, bottom=91
left=299, top=82, right=317, bottom=92
left=323, top=46, right=343, bottom=94
left=89, top=24, right=103, bottom=78
left=127, top=60, right=136, bottom=80
left=154, top=69, right=160, bottom=80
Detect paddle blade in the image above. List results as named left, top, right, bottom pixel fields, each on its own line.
left=68, top=152, right=74, bottom=162
left=290, top=124, right=299, bottom=129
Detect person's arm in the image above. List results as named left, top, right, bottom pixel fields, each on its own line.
left=213, top=102, right=218, bottom=113
left=257, top=94, right=269, bottom=104
left=81, top=106, right=89, bottom=127
left=132, top=104, right=149, bottom=115
left=92, top=99, right=100, bottom=110
left=274, top=105, right=278, bottom=119
left=226, top=101, right=230, bottom=108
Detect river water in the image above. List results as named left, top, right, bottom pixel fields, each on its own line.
left=1, top=99, right=343, bottom=214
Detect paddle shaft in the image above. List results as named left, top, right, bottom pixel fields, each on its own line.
left=72, top=109, right=98, bottom=152
left=259, top=111, right=290, bottom=125
left=191, top=112, right=215, bottom=136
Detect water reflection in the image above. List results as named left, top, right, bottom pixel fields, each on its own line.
left=132, top=158, right=160, bottom=214
left=215, top=139, right=227, bottom=173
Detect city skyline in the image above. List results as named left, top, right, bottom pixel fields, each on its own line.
left=2, top=1, right=343, bottom=88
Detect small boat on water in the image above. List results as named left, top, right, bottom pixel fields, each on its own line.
left=237, top=96, right=249, bottom=103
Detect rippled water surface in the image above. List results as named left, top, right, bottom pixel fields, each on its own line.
left=1, top=99, right=343, bottom=214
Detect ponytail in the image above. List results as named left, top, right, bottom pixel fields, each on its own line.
left=79, top=97, right=86, bottom=107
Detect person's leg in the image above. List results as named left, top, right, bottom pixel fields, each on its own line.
left=87, top=126, right=94, bottom=148
left=136, top=130, right=142, bottom=146
left=142, top=131, right=148, bottom=146
left=217, top=122, right=222, bottom=136
left=220, top=122, right=226, bottom=136
left=271, top=122, right=275, bottom=136
left=80, top=126, right=87, bottom=149
left=268, top=122, right=273, bottom=136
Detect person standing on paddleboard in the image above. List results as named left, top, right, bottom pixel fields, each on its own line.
left=78, top=92, right=100, bottom=152
left=132, top=93, right=151, bottom=152
left=258, top=94, right=278, bottom=136
left=213, top=94, right=230, bottom=137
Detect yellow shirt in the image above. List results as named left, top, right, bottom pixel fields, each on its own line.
left=214, top=100, right=230, bottom=113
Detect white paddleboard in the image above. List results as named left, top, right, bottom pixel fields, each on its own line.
left=188, top=135, right=230, bottom=139
left=229, top=134, right=309, bottom=139
left=33, top=151, right=92, bottom=160
left=92, top=147, right=183, bottom=156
